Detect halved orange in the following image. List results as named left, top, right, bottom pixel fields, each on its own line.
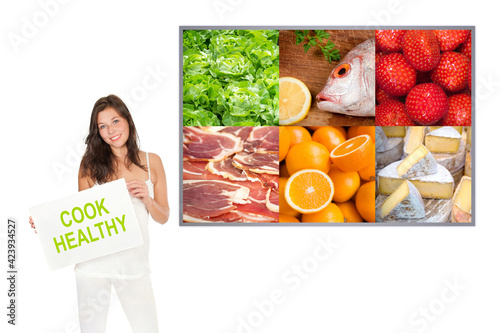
left=330, top=134, right=374, bottom=172
left=279, top=77, right=312, bottom=125
left=284, top=169, right=334, bottom=214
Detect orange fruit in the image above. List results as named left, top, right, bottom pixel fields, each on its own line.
left=330, top=134, right=374, bottom=172
left=333, top=126, right=347, bottom=138
left=336, top=201, right=364, bottom=222
left=355, top=181, right=376, bottom=222
left=279, top=214, right=301, bottom=223
left=279, top=127, right=291, bottom=162
left=279, top=77, right=311, bottom=125
left=354, top=126, right=376, bottom=142
left=279, top=177, right=300, bottom=217
left=301, top=203, right=344, bottom=223
left=286, top=141, right=331, bottom=175
left=347, top=126, right=359, bottom=139
left=284, top=169, right=334, bottom=214
left=280, top=163, right=290, bottom=177
left=306, top=126, right=322, bottom=131
left=312, top=126, right=346, bottom=152
left=328, top=165, right=360, bottom=203
left=286, top=126, right=312, bottom=148
left=358, top=152, right=376, bottom=181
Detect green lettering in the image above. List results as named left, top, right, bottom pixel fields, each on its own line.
left=95, top=198, right=109, bottom=216
left=94, top=222, right=105, bottom=238
left=84, top=202, right=97, bottom=219
left=60, top=210, right=71, bottom=227
left=72, top=207, right=84, bottom=223
left=65, top=232, right=77, bottom=250
left=87, top=226, right=99, bottom=242
left=105, top=219, right=118, bottom=236
left=115, top=214, right=126, bottom=232
left=53, top=235, right=67, bottom=253
left=78, top=229, right=90, bottom=246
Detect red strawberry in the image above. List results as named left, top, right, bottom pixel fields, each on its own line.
left=376, top=100, right=415, bottom=126
left=431, top=52, right=470, bottom=92
left=440, top=94, right=471, bottom=126
left=376, top=53, right=416, bottom=97
left=468, top=62, right=471, bottom=90
left=405, top=83, right=449, bottom=125
left=458, top=31, right=472, bottom=59
left=376, top=52, right=387, bottom=64
left=376, top=87, right=399, bottom=105
left=434, top=30, right=470, bottom=51
left=376, top=30, right=407, bottom=53
left=402, top=30, right=440, bottom=72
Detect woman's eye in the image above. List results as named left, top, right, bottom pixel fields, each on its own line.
left=100, top=125, right=106, bottom=129
left=113, top=119, right=119, bottom=124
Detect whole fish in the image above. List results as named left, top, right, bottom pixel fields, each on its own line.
left=316, top=38, right=375, bottom=117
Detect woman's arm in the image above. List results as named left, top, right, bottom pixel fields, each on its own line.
left=127, top=153, right=170, bottom=224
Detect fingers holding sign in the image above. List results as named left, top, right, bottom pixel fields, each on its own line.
left=127, top=181, right=152, bottom=206
left=29, top=216, right=37, bottom=234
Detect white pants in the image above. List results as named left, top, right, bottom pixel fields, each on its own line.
left=75, top=272, right=159, bottom=333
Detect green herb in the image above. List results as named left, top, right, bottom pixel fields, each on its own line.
left=294, top=30, right=341, bottom=63
left=183, top=30, right=279, bottom=126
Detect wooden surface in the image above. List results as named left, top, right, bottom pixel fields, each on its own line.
left=280, top=30, right=375, bottom=126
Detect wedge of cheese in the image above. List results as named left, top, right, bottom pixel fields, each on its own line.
left=376, top=195, right=452, bottom=223
left=376, top=137, right=404, bottom=170
left=382, top=126, right=405, bottom=138
left=425, top=127, right=461, bottom=153
left=403, top=126, right=427, bottom=156
left=451, top=176, right=472, bottom=223
left=433, top=139, right=466, bottom=172
left=381, top=180, right=425, bottom=219
left=378, top=161, right=454, bottom=199
left=397, top=144, right=437, bottom=178
left=428, top=126, right=463, bottom=134
left=464, top=151, right=471, bottom=177
left=376, top=127, right=389, bottom=152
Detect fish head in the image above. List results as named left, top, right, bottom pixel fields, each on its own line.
left=316, top=38, right=375, bottom=117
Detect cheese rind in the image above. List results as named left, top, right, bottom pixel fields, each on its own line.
left=376, top=137, right=404, bottom=170
left=397, top=144, right=437, bottom=178
left=425, top=127, right=461, bottom=153
left=378, top=161, right=454, bottom=199
left=403, top=126, right=427, bottom=156
left=381, top=180, right=425, bottom=219
left=451, top=205, right=471, bottom=223
left=376, top=127, right=389, bottom=152
left=382, top=126, right=405, bottom=138
left=433, top=139, right=466, bottom=172
left=376, top=195, right=452, bottom=223
left=428, top=126, right=463, bottom=134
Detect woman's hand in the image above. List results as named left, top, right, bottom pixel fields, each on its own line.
left=127, top=180, right=153, bottom=206
left=29, top=216, right=37, bottom=234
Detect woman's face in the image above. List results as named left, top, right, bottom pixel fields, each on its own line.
left=97, top=107, right=130, bottom=149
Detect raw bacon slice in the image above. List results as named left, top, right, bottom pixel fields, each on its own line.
left=183, top=127, right=243, bottom=162
left=206, top=159, right=248, bottom=182
left=266, top=188, right=279, bottom=213
left=233, top=151, right=279, bottom=175
left=183, top=180, right=250, bottom=220
left=244, top=127, right=279, bottom=153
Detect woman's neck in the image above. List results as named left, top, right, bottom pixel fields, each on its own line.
left=111, top=145, right=129, bottom=161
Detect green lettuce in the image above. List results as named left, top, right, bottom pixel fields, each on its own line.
left=183, top=29, right=279, bottom=126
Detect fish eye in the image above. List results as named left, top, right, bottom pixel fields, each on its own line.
left=334, top=63, right=351, bottom=78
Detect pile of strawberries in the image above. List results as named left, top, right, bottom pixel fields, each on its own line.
left=375, top=29, right=472, bottom=126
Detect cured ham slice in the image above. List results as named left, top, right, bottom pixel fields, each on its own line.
left=220, top=126, right=253, bottom=142
left=183, top=127, right=243, bottom=162
left=245, top=172, right=279, bottom=190
left=183, top=161, right=222, bottom=181
left=233, top=151, right=279, bottom=175
left=266, top=188, right=279, bottom=213
left=244, top=127, right=279, bottom=153
left=206, top=159, right=248, bottom=182
left=183, top=180, right=250, bottom=220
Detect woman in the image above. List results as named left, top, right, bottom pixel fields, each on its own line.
left=30, top=94, right=169, bottom=332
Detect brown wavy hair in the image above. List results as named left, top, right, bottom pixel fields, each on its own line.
left=80, top=94, right=146, bottom=184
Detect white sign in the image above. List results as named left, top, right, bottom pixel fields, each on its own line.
left=29, top=178, right=143, bottom=270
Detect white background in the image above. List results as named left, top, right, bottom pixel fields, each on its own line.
left=1, top=0, right=498, bottom=332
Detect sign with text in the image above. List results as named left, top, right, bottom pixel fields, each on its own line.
left=29, top=178, right=143, bottom=270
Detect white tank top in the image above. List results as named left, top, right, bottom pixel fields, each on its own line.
left=74, top=152, right=154, bottom=279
